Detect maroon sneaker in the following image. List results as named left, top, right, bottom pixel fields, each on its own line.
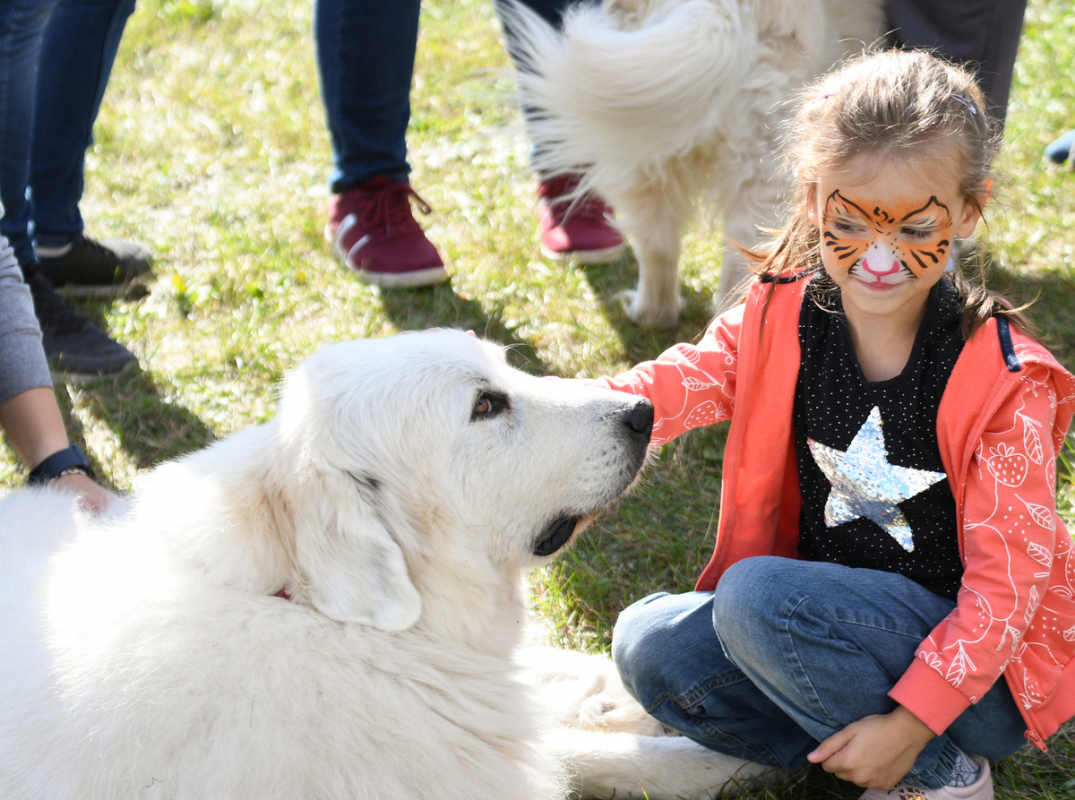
left=326, top=177, right=448, bottom=288
left=537, top=174, right=625, bottom=264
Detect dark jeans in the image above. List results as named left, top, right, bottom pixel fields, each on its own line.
left=312, top=0, right=583, bottom=193
left=0, top=0, right=137, bottom=268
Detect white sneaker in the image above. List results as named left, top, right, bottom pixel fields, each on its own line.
left=859, top=757, right=993, bottom=800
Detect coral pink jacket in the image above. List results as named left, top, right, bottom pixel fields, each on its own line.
left=598, top=274, right=1075, bottom=749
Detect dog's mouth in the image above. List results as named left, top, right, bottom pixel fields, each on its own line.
left=532, top=513, right=594, bottom=557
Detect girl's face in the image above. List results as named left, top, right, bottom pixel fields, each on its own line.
left=805, top=151, right=985, bottom=330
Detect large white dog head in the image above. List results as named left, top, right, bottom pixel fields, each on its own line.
left=143, top=331, right=651, bottom=639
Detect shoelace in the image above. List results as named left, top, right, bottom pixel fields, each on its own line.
left=542, top=175, right=610, bottom=225
left=25, top=267, right=92, bottom=338
left=359, top=183, right=433, bottom=237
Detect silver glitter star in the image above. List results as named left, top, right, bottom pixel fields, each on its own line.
left=807, top=406, right=946, bottom=552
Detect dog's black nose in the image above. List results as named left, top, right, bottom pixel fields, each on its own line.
left=623, top=398, right=654, bottom=437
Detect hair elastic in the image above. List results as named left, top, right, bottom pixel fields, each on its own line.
left=950, top=94, right=977, bottom=115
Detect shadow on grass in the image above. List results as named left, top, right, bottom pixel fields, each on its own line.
left=55, top=367, right=215, bottom=483
left=574, top=252, right=719, bottom=362
left=377, top=282, right=550, bottom=374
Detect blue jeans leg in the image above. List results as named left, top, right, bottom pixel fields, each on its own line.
left=0, top=0, right=61, bottom=269
left=313, top=0, right=420, bottom=192
left=30, top=0, right=137, bottom=248
left=712, top=557, right=1027, bottom=789
left=613, top=590, right=819, bottom=768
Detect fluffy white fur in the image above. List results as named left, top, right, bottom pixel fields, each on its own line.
left=504, top=0, right=885, bottom=326
left=0, top=331, right=767, bottom=799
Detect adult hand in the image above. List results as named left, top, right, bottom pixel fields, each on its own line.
left=807, top=705, right=935, bottom=789
left=53, top=472, right=117, bottom=515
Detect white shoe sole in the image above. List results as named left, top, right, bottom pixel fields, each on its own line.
left=541, top=242, right=626, bottom=265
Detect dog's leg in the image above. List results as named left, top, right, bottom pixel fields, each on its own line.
left=547, top=729, right=780, bottom=800
left=617, top=183, right=690, bottom=328
left=519, top=647, right=666, bottom=736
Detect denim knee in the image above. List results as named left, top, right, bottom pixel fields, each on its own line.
left=611, top=592, right=672, bottom=701
left=712, top=557, right=792, bottom=644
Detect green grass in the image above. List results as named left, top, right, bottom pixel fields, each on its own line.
left=2, top=0, right=1074, bottom=797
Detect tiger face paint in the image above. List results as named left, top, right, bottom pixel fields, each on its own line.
left=805, top=152, right=984, bottom=332
left=820, top=190, right=954, bottom=286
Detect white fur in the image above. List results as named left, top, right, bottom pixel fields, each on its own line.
left=504, top=0, right=885, bottom=326
left=0, top=331, right=768, bottom=799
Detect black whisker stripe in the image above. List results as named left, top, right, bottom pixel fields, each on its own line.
left=831, top=245, right=853, bottom=253
left=838, top=251, right=859, bottom=260
left=917, top=249, right=940, bottom=264
left=911, top=251, right=930, bottom=270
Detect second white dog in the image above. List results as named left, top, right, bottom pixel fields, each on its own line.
left=504, top=0, right=884, bottom=326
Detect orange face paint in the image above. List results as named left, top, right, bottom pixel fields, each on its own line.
left=820, top=190, right=954, bottom=285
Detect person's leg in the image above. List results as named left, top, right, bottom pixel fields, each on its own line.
left=26, top=0, right=151, bottom=298
left=314, top=0, right=419, bottom=193
left=0, top=0, right=60, bottom=269
left=493, top=0, right=625, bottom=263
left=612, top=590, right=819, bottom=768
left=712, top=557, right=1026, bottom=790
left=29, top=0, right=137, bottom=248
left=315, top=0, right=446, bottom=287
left=886, top=0, right=1028, bottom=128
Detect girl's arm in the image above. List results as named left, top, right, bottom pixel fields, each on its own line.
left=890, top=364, right=1063, bottom=733
left=593, top=304, right=744, bottom=444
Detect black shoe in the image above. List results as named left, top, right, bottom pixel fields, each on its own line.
left=35, top=235, right=153, bottom=299
left=25, top=266, right=137, bottom=382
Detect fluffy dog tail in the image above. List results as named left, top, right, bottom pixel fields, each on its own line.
left=501, top=0, right=761, bottom=186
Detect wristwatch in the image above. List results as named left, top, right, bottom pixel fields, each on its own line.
left=26, top=444, right=96, bottom=486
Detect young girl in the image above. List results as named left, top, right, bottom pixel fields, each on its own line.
left=597, top=50, right=1075, bottom=800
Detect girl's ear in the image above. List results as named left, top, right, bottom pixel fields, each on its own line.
left=804, top=180, right=820, bottom=227
left=956, top=176, right=992, bottom=238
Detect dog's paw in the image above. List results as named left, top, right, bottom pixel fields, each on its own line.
left=576, top=679, right=668, bottom=737
left=618, top=289, right=682, bottom=328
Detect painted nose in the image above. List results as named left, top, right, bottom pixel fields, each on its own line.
left=860, top=244, right=899, bottom=277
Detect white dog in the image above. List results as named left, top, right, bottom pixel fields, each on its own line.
left=503, top=0, right=885, bottom=326
left=0, top=331, right=767, bottom=800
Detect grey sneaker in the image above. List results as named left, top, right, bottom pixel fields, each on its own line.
left=35, top=235, right=153, bottom=299
left=859, top=757, right=993, bottom=800
left=26, top=266, right=137, bottom=382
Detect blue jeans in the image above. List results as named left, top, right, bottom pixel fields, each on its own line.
left=612, top=558, right=1026, bottom=790
left=312, top=0, right=581, bottom=194
left=0, top=0, right=137, bottom=268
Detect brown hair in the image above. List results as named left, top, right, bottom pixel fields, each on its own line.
left=743, top=48, right=1031, bottom=339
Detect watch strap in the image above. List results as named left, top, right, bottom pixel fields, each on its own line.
left=27, top=444, right=95, bottom=486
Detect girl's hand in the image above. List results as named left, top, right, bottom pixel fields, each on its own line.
left=53, top=472, right=117, bottom=515
left=807, top=705, right=935, bottom=789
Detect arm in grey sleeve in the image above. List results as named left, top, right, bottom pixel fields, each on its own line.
left=0, top=230, right=53, bottom=405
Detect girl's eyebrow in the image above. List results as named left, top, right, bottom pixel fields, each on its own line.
left=898, top=196, right=951, bottom=223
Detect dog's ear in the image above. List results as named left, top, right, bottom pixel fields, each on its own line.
left=295, top=480, right=422, bottom=631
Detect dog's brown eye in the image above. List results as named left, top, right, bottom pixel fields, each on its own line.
left=471, top=391, right=508, bottom=421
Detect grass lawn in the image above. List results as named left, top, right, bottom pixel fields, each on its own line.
left=2, top=0, right=1073, bottom=796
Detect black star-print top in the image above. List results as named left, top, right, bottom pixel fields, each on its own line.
left=794, top=276, right=966, bottom=599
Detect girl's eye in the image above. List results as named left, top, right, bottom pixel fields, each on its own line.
left=900, top=227, right=934, bottom=241
left=830, top=220, right=864, bottom=235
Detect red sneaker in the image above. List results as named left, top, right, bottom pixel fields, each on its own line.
left=326, top=177, right=448, bottom=288
left=537, top=174, right=625, bottom=264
